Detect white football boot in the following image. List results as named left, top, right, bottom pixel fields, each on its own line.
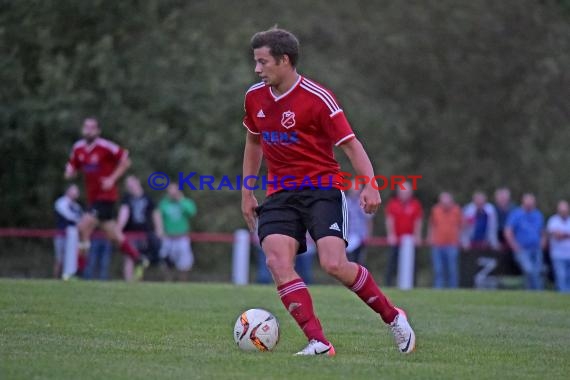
left=294, top=339, right=336, bottom=356
left=389, top=307, right=416, bottom=354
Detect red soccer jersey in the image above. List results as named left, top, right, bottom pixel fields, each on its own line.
left=242, top=75, right=356, bottom=195
left=66, top=137, right=128, bottom=204
left=386, top=197, right=423, bottom=239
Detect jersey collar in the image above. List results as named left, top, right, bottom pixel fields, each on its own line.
left=84, top=137, right=102, bottom=152
left=269, top=74, right=302, bottom=101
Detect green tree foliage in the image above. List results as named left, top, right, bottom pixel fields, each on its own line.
left=1, top=0, right=569, bottom=230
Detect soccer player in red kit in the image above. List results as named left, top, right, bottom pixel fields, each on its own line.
left=65, top=117, right=147, bottom=280
left=241, top=29, right=416, bottom=356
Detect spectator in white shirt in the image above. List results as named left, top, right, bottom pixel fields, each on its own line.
left=547, top=200, right=570, bottom=293
left=54, top=184, right=82, bottom=279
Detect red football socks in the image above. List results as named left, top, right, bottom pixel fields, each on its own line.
left=277, top=278, right=329, bottom=345
left=119, top=239, right=140, bottom=261
left=349, top=265, right=398, bottom=324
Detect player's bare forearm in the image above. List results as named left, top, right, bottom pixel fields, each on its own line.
left=340, top=138, right=381, bottom=213
left=340, top=138, right=376, bottom=180
left=109, top=157, right=131, bottom=183
left=152, top=210, right=164, bottom=237
left=386, top=215, right=397, bottom=245
left=242, top=132, right=262, bottom=231
left=64, top=165, right=76, bottom=180
left=504, top=227, right=520, bottom=252
left=242, top=133, right=263, bottom=194
left=117, top=205, right=130, bottom=231
left=414, top=218, right=423, bottom=245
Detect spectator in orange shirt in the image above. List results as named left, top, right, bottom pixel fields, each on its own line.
left=385, top=182, right=423, bottom=286
left=428, top=192, right=463, bottom=288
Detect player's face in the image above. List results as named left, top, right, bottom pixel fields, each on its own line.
left=439, top=192, right=453, bottom=207
left=473, top=193, right=486, bottom=207
left=67, top=184, right=79, bottom=200
left=522, top=194, right=536, bottom=209
left=82, top=119, right=100, bottom=142
left=126, top=176, right=142, bottom=195
left=558, top=201, right=569, bottom=217
left=167, top=184, right=182, bottom=200
left=253, top=47, right=286, bottom=87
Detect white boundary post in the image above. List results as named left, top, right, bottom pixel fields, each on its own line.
left=397, top=234, right=415, bottom=290
left=232, top=229, right=250, bottom=285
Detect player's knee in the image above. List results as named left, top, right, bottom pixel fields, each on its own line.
left=265, top=255, right=293, bottom=276
left=320, top=259, right=343, bottom=277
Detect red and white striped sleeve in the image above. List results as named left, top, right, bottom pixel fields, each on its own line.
left=301, top=78, right=355, bottom=146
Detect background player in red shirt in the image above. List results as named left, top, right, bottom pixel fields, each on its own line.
left=65, top=117, right=147, bottom=280
left=385, top=182, right=424, bottom=286
left=241, top=28, right=416, bottom=356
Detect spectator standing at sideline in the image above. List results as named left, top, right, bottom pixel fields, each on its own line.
left=84, top=233, right=113, bottom=280
left=53, top=184, right=82, bottom=280
left=505, top=193, right=545, bottom=290
left=346, top=182, right=374, bottom=265
left=385, top=182, right=423, bottom=287
left=462, top=191, right=499, bottom=250
left=427, top=192, right=463, bottom=288
left=546, top=200, right=570, bottom=293
left=156, top=183, right=197, bottom=281
left=493, top=187, right=515, bottom=247
left=117, top=175, right=161, bottom=281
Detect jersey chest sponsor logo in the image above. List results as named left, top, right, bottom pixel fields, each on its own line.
left=262, top=131, right=299, bottom=145
left=281, top=110, right=296, bottom=129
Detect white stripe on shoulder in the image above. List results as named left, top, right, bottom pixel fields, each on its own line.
left=300, top=83, right=339, bottom=114
left=96, top=138, right=120, bottom=154
left=72, top=139, right=86, bottom=150
left=246, top=81, right=266, bottom=94
left=330, top=109, right=343, bottom=117
left=300, top=84, right=339, bottom=114
left=301, top=79, right=340, bottom=112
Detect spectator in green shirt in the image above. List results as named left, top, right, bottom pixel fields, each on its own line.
left=155, top=183, right=197, bottom=281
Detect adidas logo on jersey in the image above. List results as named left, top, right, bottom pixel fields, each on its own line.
left=257, top=109, right=266, bottom=118
left=329, top=222, right=341, bottom=232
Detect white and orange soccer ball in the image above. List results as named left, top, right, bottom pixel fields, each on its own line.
left=233, top=308, right=280, bottom=352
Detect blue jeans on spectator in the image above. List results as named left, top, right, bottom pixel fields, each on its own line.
left=552, top=258, right=570, bottom=293
left=255, top=246, right=315, bottom=284
left=431, top=245, right=459, bottom=288
left=514, top=248, right=543, bottom=290
left=84, top=239, right=113, bottom=280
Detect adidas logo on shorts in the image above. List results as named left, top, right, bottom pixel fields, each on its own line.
left=329, top=222, right=341, bottom=232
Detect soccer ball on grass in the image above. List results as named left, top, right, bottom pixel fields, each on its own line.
left=233, top=308, right=279, bottom=352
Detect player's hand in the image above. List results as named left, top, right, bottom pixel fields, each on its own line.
left=64, top=166, right=76, bottom=180
left=414, top=235, right=423, bottom=246
left=100, top=177, right=115, bottom=191
left=360, top=183, right=381, bottom=214
left=241, top=192, right=259, bottom=232
left=387, top=234, right=398, bottom=246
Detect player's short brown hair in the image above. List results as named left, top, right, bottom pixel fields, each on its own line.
left=250, top=28, right=299, bottom=67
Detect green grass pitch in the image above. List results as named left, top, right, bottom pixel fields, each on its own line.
left=1, top=279, right=569, bottom=380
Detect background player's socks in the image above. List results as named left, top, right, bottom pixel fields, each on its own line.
left=348, top=265, right=398, bottom=324
left=119, top=239, right=140, bottom=261
left=277, top=278, right=330, bottom=345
